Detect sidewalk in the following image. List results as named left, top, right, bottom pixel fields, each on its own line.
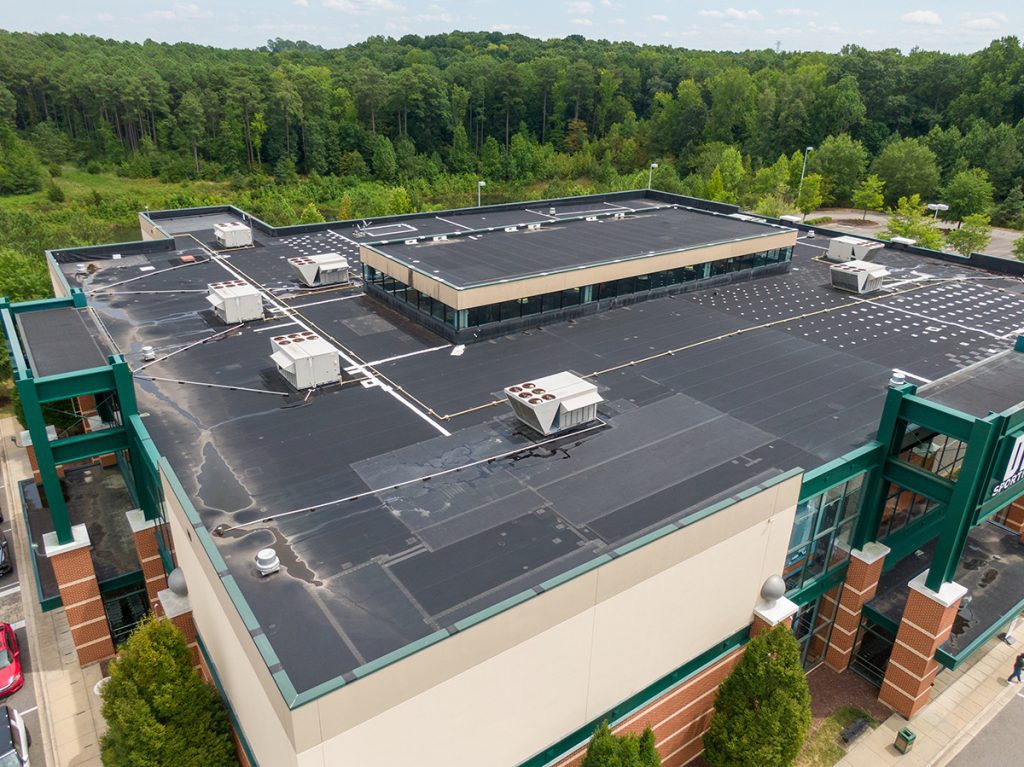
left=837, top=625, right=1022, bottom=767
left=1, top=415, right=106, bottom=767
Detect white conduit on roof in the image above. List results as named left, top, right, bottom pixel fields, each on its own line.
left=216, top=420, right=607, bottom=534
left=134, top=324, right=243, bottom=372
left=86, top=257, right=207, bottom=294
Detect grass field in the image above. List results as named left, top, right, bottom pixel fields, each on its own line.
left=795, top=706, right=879, bottom=767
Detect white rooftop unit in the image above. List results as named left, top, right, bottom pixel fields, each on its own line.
left=269, top=331, right=341, bottom=390
left=825, top=236, right=884, bottom=263
left=779, top=214, right=802, bottom=224
left=830, top=260, right=889, bottom=295
left=289, top=253, right=349, bottom=287
left=214, top=221, right=253, bottom=248
left=205, top=280, right=264, bottom=324
left=503, top=372, right=603, bottom=436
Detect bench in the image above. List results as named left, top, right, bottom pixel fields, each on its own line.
left=840, top=717, right=871, bottom=744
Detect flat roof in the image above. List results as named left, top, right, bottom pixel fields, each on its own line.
left=47, top=192, right=1024, bottom=696
left=369, top=205, right=788, bottom=289
left=16, top=307, right=111, bottom=378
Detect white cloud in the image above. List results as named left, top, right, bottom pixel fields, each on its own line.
left=149, top=3, right=213, bottom=20
left=962, top=12, right=1008, bottom=30
left=96, top=13, right=115, bottom=21
left=565, top=1, right=594, bottom=14
left=293, top=0, right=309, bottom=6
left=901, top=10, right=942, bottom=25
left=650, top=14, right=669, bottom=22
left=322, top=0, right=403, bottom=14
left=775, top=7, right=817, bottom=17
left=610, top=17, right=625, bottom=24
left=698, top=8, right=763, bottom=21
left=600, top=0, right=613, bottom=6
left=571, top=17, right=594, bottom=25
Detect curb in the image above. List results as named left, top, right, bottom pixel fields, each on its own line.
left=932, top=670, right=1020, bottom=767
left=0, top=416, right=58, bottom=767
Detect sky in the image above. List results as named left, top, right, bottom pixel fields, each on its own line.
left=4, top=1, right=1021, bottom=53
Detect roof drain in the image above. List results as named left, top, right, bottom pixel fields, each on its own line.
left=256, top=548, right=281, bottom=577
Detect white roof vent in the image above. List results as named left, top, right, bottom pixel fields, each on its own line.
left=585, top=216, right=598, bottom=221
left=504, top=372, right=602, bottom=436
left=288, top=253, right=349, bottom=287
left=432, top=235, right=447, bottom=242
left=830, top=260, right=889, bottom=295
left=270, top=331, right=342, bottom=389
left=206, top=280, right=264, bottom=323
left=255, top=548, right=280, bottom=576
left=404, top=238, right=418, bottom=245
left=826, top=235, right=884, bottom=263
left=141, top=345, right=156, bottom=361
left=890, top=236, right=917, bottom=247
left=504, top=226, right=518, bottom=232
left=214, top=221, right=253, bottom=248
left=527, top=223, right=541, bottom=230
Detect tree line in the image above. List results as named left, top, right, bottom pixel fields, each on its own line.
left=1, top=30, right=1024, bottom=232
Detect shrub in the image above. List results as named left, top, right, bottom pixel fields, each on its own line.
left=45, top=181, right=65, bottom=203
left=581, top=721, right=660, bottom=767
left=100, top=617, right=236, bottom=767
left=703, top=624, right=811, bottom=767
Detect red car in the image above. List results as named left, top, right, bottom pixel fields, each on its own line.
left=0, top=626, right=22, bottom=698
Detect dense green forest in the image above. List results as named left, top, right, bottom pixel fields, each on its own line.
left=2, top=29, right=1024, bottom=264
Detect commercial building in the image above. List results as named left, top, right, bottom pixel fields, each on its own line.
left=4, top=190, right=1024, bottom=767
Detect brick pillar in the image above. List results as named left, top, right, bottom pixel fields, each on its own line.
left=158, top=586, right=200, bottom=669
left=44, top=524, right=115, bottom=666
left=878, top=571, right=967, bottom=719
left=1003, top=499, right=1024, bottom=541
left=127, top=509, right=168, bottom=612
left=825, top=542, right=890, bottom=672
left=21, top=427, right=65, bottom=485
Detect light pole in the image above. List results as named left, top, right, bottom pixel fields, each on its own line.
left=648, top=162, right=658, bottom=190
left=798, top=146, right=813, bottom=197
left=927, top=202, right=949, bottom=220
left=477, top=180, right=486, bottom=207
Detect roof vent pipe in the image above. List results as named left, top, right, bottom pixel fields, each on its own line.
left=889, top=370, right=906, bottom=388
left=141, top=346, right=156, bottom=362
left=256, top=548, right=280, bottom=577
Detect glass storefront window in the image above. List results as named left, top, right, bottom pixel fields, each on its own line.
left=786, top=473, right=866, bottom=593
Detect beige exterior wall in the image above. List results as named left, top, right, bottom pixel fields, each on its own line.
left=361, top=229, right=796, bottom=310
left=164, top=459, right=800, bottom=767
left=47, top=258, right=70, bottom=298
left=138, top=212, right=171, bottom=241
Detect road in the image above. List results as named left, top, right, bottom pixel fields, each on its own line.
left=0, top=488, right=43, bottom=765
left=948, top=688, right=1024, bottom=767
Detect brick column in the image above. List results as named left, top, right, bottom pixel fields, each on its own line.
left=158, top=586, right=201, bottom=669
left=127, top=509, right=168, bottom=611
left=751, top=594, right=798, bottom=636
left=1003, top=499, right=1024, bottom=541
left=879, top=571, right=967, bottom=719
left=825, top=542, right=890, bottom=672
left=44, top=524, right=115, bottom=665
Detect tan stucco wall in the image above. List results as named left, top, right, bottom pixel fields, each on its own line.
left=164, top=464, right=800, bottom=767
left=362, top=228, right=797, bottom=310
left=47, top=258, right=69, bottom=298
left=138, top=213, right=170, bottom=241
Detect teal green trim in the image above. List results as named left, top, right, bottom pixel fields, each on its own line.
left=196, top=637, right=260, bottom=767
left=45, top=252, right=72, bottom=296
left=40, top=595, right=61, bottom=612
left=899, top=394, right=976, bottom=442
left=221, top=576, right=259, bottom=632
left=800, top=444, right=883, bottom=501
left=16, top=374, right=72, bottom=543
left=33, top=365, right=115, bottom=403
left=517, top=626, right=751, bottom=767
left=880, top=510, right=946, bottom=565
left=860, top=604, right=899, bottom=635
left=614, top=527, right=677, bottom=556
left=760, top=466, right=805, bottom=489
left=539, top=555, right=612, bottom=589
left=98, top=570, right=144, bottom=593
left=351, top=630, right=450, bottom=680
left=935, top=595, right=1024, bottom=670
left=49, top=427, right=128, bottom=465
left=0, top=305, right=28, bottom=377
left=273, top=669, right=299, bottom=706
left=5, top=295, right=79, bottom=314
left=853, top=385, right=914, bottom=549
left=18, top=477, right=59, bottom=611
left=976, top=479, right=1024, bottom=521
left=787, top=563, right=849, bottom=605
left=252, top=634, right=280, bottom=668
left=883, top=459, right=954, bottom=505
left=927, top=415, right=1004, bottom=591
left=453, top=590, right=536, bottom=631
left=159, top=457, right=203, bottom=525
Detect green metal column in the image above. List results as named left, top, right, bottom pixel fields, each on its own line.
left=851, top=383, right=915, bottom=549
left=925, top=414, right=1004, bottom=591
left=15, top=373, right=73, bottom=544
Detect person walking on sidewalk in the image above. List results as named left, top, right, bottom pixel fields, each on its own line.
left=1009, top=653, right=1024, bottom=683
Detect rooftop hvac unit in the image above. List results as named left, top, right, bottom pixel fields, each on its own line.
left=214, top=222, right=253, bottom=248
left=269, top=331, right=342, bottom=389
left=826, top=235, right=882, bottom=263
left=288, top=253, right=349, bottom=287
left=779, top=214, right=802, bottom=224
left=504, top=372, right=602, bottom=436
left=206, top=280, right=264, bottom=324
left=830, top=260, right=889, bottom=295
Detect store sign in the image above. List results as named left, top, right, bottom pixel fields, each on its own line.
left=992, top=434, right=1024, bottom=496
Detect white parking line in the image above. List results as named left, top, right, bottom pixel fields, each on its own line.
left=0, top=585, right=20, bottom=599
left=18, top=706, right=36, bottom=716
left=10, top=620, right=24, bottom=631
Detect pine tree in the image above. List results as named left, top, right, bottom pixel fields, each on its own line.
left=100, top=617, right=236, bottom=767
left=581, top=721, right=661, bottom=767
left=703, top=624, right=811, bottom=767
